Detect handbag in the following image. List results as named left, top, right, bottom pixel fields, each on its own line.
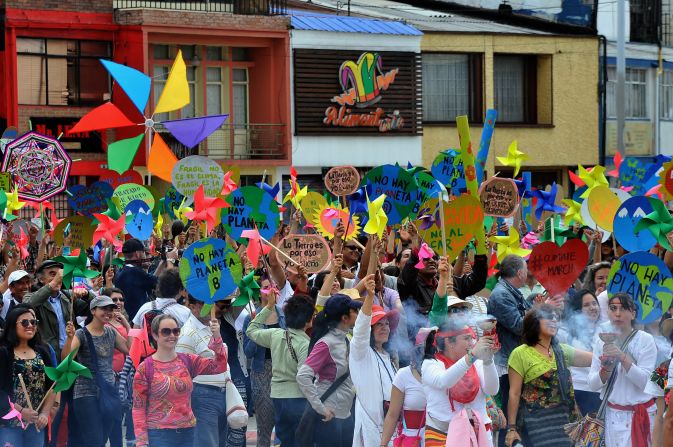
left=224, top=370, right=248, bottom=429
left=393, top=410, right=425, bottom=447
left=82, top=327, right=123, bottom=421
left=564, top=330, right=638, bottom=447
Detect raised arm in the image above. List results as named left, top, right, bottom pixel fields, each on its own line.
left=190, top=320, right=228, bottom=377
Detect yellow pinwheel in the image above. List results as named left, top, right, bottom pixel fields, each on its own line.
left=3, top=187, right=25, bottom=220
left=173, top=197, right=193, bottom=225
left=364, top=194, right=388, bottom=238
left=154, top=213, right=164, bottom=239
left=496, top=140, right=529, bottom=177
left=489, top=228, right=531, bottom=262
left=578, top=165, right=609, bottom=199
left=283, top=184, right=308, bottom=210
left=561, top=199, right=584, bottom=226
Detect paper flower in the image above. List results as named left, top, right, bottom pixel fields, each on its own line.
left=530, top=182, right=566, bottom=220
left=496, top=140, right=529, bottom=177
left=633, top=198, right=673, bottom=250
left=220, top=171, right=237, bottom=196
left=2, top=398, right=24, bottom=428
left=578, top=165, right=609, bottom=198
left=561, top=199, right=584, bottom=226
left=54, top=251, right=101, bottom=289
left=184, top=184, right=229, bottom=231
left=415, top=243, right=435, bottom=269
left=489, top=228, right=531, bottom=262
left=44, top=349, right=92, bottom=392
left=363, top=194, right=388, bottom=238
left=241, top=228, right=272, bottom=268
left=92, top=213, right=126, bottom=250
left=232, top=271, right=261, bottom=307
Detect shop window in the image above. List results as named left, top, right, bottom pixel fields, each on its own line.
left=661, top=70, right=673, bottom=120
left=17, top=38, right=110, bottom=106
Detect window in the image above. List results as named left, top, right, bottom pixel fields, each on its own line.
left=17, top=38, right=110, bottom=106
left=207, top=67, right=223, bottom=115
left=493, top=54, right=539, bottom=123
left=233, top=68, right=249, bottom=127
left=153, top=65, right=170, bottom=122
left=422, top=53, right=482, bottom=122
left=182, top=67, right=197, bottom=118
left=661, top=70, right=673, bottom=120
left=607, top=67, right=648, bottom=119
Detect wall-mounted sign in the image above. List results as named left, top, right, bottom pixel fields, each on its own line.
left=30, top=117, right=103, bottom=152
left=294, top=49, right=422, bottom=136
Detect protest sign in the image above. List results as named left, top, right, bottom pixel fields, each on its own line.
left=660, top=160, right=673, bottom=200
left=527, top=239, right=589, bottom=296
left=587, top=186, right=621, bottom=232
left=124, top=200, right=153, bottom=241
left=607, top=251, right=673, bottom=324
left=363, top=164, right=418, bottom=225
left=278, top=234, right=332, bottom=274
left=580, top=199, right=611, bottom=243
left=417, top=195, right=484, bottom=260
left=431, top=149, right=466, bottom=194
left=179, top=238, right=243, bottom=303
left=164, top=185, right=185, bottom=220
left=619, top=157, right=649, bottom=195
left=99, top=169, right=143, bottom=190
left=54, top=216, right=95, bottom=249
left=613, top=196, right=657, bottom=252
left=411, top=170, right=442, bottom=218
left=325, top=166, right=360, bottom=197
left=478, top=177, right=519, bottom=217
left=171, top=155, right=224, bottom=198
left=300, top=191, right=328, bottom=226
left=113, top=183, right=155, bottom=212
left=68, top=181, right=114, bottom=217
left=315, top=207, right=360, bottom=241
left=222, top=186, right=280, bottom=241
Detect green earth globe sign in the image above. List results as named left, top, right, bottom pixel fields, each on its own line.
left=179, top=238, right=243, bottom=303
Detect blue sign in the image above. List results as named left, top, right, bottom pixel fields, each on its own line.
left=124, top=200, right=153, bottom=241
left=221, top=186, right=280, bottom=241
left=431, top=149, right=466, bottom=195
left=67, top=181, right=114, bottom=217
left=363, top=164, right=418, bottom=226
left=613, top=196, right=657, bottom=253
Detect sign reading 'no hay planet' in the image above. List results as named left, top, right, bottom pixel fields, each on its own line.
left=221, top=186, right=280, bottom=241
left=179, top=238, right=243, bottom=303
left=278, top=234, right=332, bottom=274
left=607, top=251, right=673, bottom=325
left=363, top=164, right=418, bottom=225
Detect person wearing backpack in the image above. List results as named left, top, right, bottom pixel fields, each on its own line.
left=131, top=269, right=191, bottom=328
left=62, top=295, right=133, bottom=447
left=133, top=314, right=228, bottom=447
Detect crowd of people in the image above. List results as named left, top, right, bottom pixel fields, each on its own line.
left=0, top=206, right=672, bottom=447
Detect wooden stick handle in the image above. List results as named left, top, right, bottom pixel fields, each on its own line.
left=259, top=236, right=301, bottom=266
left=36, top=382, right=56, bottom=412
left=18, top=374, right=33, bottom=410
left=210, top=304, right=216, bottom=322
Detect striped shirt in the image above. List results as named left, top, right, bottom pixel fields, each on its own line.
left=176, top=314, right=229, bottom=387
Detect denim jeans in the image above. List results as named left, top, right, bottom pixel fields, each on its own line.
left=0, top=425, right=45, bottom=447
left=191, top=383, right=228, bottom=447
left=271, top=397, right=307, bottom=447
left=109, top=407, right=134, bottom=447
left=148, top=427, right=194, bottom=447
left=314, top=414, right=355, bottom=447
left=72, top=395, right=114, bottom=447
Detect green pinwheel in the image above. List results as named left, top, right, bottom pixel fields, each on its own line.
left=101, top=198, right=122, bottom=220
left=53, top=251, right=101, bottom=289
left=634, top=197, right=673, bottom=251
left=45, top=349, right=92, bottom=392
left=232, top=271, right=260, bottom=307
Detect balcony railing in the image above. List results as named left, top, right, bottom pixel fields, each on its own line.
left=113, top=0, right=287, bottom=15
left=157, top=123, right=287, bottom=161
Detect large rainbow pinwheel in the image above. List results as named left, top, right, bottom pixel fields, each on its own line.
left=68, top=51, right=229, bottom=181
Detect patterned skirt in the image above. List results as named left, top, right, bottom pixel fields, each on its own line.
left=522, top=405, right=573, bottom=447
left=424, top=425, right=447, bottom=447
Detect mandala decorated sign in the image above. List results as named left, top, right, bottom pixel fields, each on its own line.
left=1, top=131, right=72, bottom=202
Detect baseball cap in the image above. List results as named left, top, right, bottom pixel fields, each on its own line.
left=8, top=270, right=30, bottom=285
left=36, top=259, right=64, bottom=274
left=324, top=294, right=362, bottom=319
left=122, top=238, right=145, bottom=254
left=90, top=295, right=115, bottom=310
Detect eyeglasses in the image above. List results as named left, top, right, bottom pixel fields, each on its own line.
left=18, top=319, right=39, bottom=328
left=159, top=328, right=181, bottom=337
left=111, top=298, right=125, bottom=303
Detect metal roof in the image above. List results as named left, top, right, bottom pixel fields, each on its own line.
left=289, top=11, right=423, bottom=35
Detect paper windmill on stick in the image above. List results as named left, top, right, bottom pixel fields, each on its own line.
left=54, top=251, right=101, bottom=289
left=184, top=185, right=229, bottom=234
left=363, top=194, right=388, bottom=238
left=496, top=140, right=529, bottom=177
left=232, top=271, right=261, bottom=307
left=92, top=213, right=126, bottom=250
left=489, top=228, right=531, bottom=262
left=633, top=197, right=673, bottom=251
left=68, top=51, right=229, bottom=181
left=44, top=349, right=92, bottom=393
left=530, top=182, right=566, bottom=220
left=2, top=398, right=24, bottom=428
left=241, top=228, right=272, bottom=268
left=283, top=167, right=308, bottom=210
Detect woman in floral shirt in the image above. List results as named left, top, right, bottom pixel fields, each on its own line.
left=505, top=305, right=592, bottom=447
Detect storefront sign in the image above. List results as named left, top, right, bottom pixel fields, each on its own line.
left=30, top=117, right=102, bottom=152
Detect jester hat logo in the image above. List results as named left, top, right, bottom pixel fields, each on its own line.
left=333, top=52, right=398, bottom=108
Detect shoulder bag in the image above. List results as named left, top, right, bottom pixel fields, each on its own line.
left=82, top=327, right=123, bottom=421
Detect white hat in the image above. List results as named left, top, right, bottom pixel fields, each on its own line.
left=8, top=270, right=30, bottom=284
left=447, top=296, right=473, bottom=310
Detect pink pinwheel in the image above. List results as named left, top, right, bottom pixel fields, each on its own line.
left=3, top=398, right=25, bottom=428
left=241, top=228, right=272, bottom=268
left=16, top=227, right=29, bottom=260
left=184, top=185, right=229, bottom=232
left=415, top=243, right=435, bottom=269
left=488, top=252, right=499, bottom=277
left=607, top=152, right=623, bottom=178
left=220, top=171, right=237, bottom=196
left=92, top=214, right=126, bottom=250
left=521, top=232, right=540, bottom=249
left=646, top=184, right=664, bottom=199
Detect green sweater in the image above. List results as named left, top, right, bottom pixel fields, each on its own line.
left=429, top=291, right=448, bottom=328
left=246, top=306, right=309, bottom=398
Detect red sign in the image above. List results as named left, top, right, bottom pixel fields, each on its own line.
left=527, top=239, right=589, bottom=296
left=99, top=169, right=143, bottom=189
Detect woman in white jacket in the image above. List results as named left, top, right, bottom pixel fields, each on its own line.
left=349, top=272, right=400, bottom=447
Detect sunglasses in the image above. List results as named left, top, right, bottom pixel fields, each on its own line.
left=540, top=313, right=560, bottom=322
left=111, top=298, right=125, bottom=303
left=345, top=246, right=362, bottom=253
left=18, top=319, right=39, bottom=328
left=448, top=307, right=469, bottom=314
left=159, top=328, right=181, bottom=337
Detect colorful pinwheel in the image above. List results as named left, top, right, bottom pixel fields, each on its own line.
left=530, top=182, right=565, bottom=220
left=184, top=185, right=229, bottom=233
left=489, top=228, right=531, bottom=262
left=241, top=228, right=272, bottom=268
left=561, top=199, right=584, bottom=226
left=232, top=271, right=261, bottom=307
left=363, top=194, right=388, bottom=238
left=2, top=398, right=24, bottom=428
left=0, top=187, right=25, bottom=221
left=415, top=243, right=435, bottom=269
left=577, top=165, right=609, bottom=199
left=496, top=140, right=529, bottom=177
left=67, top=51, right=228, bottom=180
left=633, top=197, right=673, bottom=251
left=92, top=213, right=126, bottom=250
left=54, top=251, right=101, bottom=289
left=221, top=171, right=238, bottom=196
left=348, top=184, right=372, bottom=215
left=15, top=227, right=29, bottom=260
left=283, top=167, right=308, bottom=210
left=44, top=349, right=92, bottom=392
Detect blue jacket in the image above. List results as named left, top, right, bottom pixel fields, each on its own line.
left=242, top=306, right=286, bottom=373
left=487, top=278, right=532, bottom=367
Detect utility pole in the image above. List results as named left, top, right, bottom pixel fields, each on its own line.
left=616, top=0, right=626, bottom=157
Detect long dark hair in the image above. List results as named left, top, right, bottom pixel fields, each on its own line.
left=522, top=304, right=558, bottom=346
left=308, top=294, right=351, bottom=353
left=0, top=304, right=44, bottom=349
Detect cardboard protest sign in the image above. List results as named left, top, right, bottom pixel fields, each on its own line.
left=325, top=166, right=360, bottom=197
left=527, top=239, right=589, bottom=296
left=478, top=177, right=519, bottom=217
left=179, top=238, right=243, bottom=303
left=171, top=155, right=224, bottom=198
left=613, top=196, right=657, bottom=252
left=660, top=160, right=673, bottom=200
left=164, top=185, right=185, bottom=220
left=124, top=200, right=153, bottom=241
left=113, top=183, right=155, bottom=212
left=363, top=164, right=418, bottom=225
left=417, top=195, right=484, bottom=260
left=278, top=234, right=332, bottom=274
left=300, top=191, right=328, bottom=226
left=587, top=186, right=621, bottom=232
left=619, top=157, right=649, bottom=195
left=99, top=169, right=143, bottom=190
left=411, top=170, right=442, bottom=218
left=580, top=199, right=611, bottom=243
left=68, top=181, right=114, bottom=217
left=222, top=186, right=280, bottom=241
left=54, top=216, right=95, bottom=249
left=315, top=207, right=360, bottom=241
left=431, top=149, right=465, bottom=194
left=607, top=251, right=673, bottom=324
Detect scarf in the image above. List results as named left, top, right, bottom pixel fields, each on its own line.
left=435, top=352, right=480, bottom=411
